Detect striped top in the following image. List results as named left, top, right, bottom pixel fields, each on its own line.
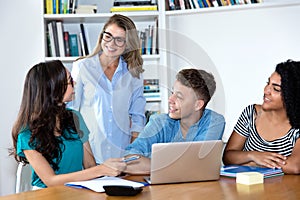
left=234, top=104, right=300, bottom=157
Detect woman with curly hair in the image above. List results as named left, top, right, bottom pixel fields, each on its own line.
left=69, top=14, right=146, bottom=164
left=223, top=59, right=300, bottom=174
left=11, top=60, right=126, bottom=189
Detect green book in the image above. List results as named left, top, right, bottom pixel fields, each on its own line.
left=69, top=34, right=79, bottom=57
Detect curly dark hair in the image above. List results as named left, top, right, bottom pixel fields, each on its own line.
left=275, top=59, right=300, bottom=129
left=10, top=60, right=80, bottom=171
left=176, top=68, right=216, bottom=108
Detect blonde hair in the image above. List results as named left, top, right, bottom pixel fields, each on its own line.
left=79, top=14, right=144, bottom=78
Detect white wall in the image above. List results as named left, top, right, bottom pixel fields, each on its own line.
left=0, top=0, right=43, bottom=196
left=166, top=2, right=300, bottom=141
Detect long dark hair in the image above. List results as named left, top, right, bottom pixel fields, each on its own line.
left=275, top=59, right=300, bottom=129
left=11, top=60, right=78, bottom=171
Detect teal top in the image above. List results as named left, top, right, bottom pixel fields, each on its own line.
left=16, top=109, right=89, bottom=188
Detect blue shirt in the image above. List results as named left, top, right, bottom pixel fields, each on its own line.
left=125, top=109, right=225, bottom=158
left=68, top=54, right=146, bottom=163
left=17, top=109, right=89, bottom=188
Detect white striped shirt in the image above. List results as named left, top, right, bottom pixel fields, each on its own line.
left=234, top=104, right=300, bottom=156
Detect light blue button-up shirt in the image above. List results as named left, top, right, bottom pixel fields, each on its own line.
left=124, top=109, right=225, bottom=158
left=69, top=54, right=146, bottom=164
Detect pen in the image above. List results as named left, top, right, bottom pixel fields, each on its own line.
left=123, top=155, right=141, bottom=163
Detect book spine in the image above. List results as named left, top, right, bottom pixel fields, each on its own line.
left=110, top=5, right=158, bottom=12
left=63, top=0, right=68, bottom=13
left=169, top=0, right=176, bottom=10
left=45, top=0, right=53, bottom=14
left=192, top=0, right=200, bottom=8
left=51, top=21, right=60, bottom=56
left=146, top=25, right=152, bottom=55
left=63, top=31, right=70, bottom=56
left=47, top=22, right=56, bottom=57
left=151, top=19, right=158, bottom=55
left=179, top=0, right=186, bottom=10
left=56, top=21, right=65, bottom=57
left=69, top=34, right=79, bottom=56
left=188, top=0, right=196, bottom=9
left=46, top=32, right=52, bottom=57
left=79, top=24, right=89, bottom=55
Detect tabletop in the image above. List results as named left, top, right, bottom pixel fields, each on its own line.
left=1, top=175, right=300, bottom=200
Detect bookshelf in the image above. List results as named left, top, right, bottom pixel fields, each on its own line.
left=42, top=0, right=298, bottom=115
left=42, top=1, right=168, bottom=113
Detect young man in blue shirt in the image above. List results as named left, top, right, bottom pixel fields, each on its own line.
left=123, top=68, right=225, bottom=174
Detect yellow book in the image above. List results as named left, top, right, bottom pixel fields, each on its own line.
left=45, top=0, right=53, bottom=14
left=110, top=5, right=158, bottom=12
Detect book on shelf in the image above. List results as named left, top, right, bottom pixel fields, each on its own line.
left=144, top=79, right=160, bottom=92
left=113, top=0, right=157, bottom=6
left=144, top=92, right=161, bottom=102
left=69, top=34, right=79, bottom=56
left=80, top=24, right=89, bottom=56
left=139, top=31, right=146, bottom=55
left=110, top=5, right=158, bottom=12
left=45, top=0, right=53, bottom=14
left=44, top=0, right=77, bottom=14
left=179, top=0, right=186, bottom=10
left=184, top=0, right=192, bottom=9
left=165, top=0, right=262, bottom=10
left=210, top=0, right=219, bottom=7
left=47, top=21, right=59, bottom=57
left=145, top=26, right=152, bottom=55
left=65, top=176, right=145, bottom=193
left=151, top=18, right=158, bottom=55
left=63, top=31, right=70, bottom=57
left=220, top=165, right=284, bottom=179
left=46, top=32, right=52, bottom=57
left=56, top=21, right=65, bottom=57
left=144, top=79, right=160, bottom=102
left=138, top=23, right=158, bottom=55
left=75, top=4, right=97, bottom=14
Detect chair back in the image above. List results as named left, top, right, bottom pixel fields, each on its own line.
left=15, top=163, right=32, bottom=193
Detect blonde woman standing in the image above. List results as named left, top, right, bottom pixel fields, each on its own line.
left=69, top=14, right=146, bottom=164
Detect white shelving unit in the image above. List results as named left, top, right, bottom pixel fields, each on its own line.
left=42, top=0, right=299, bottom=115
left=42, top=2, right=168, bottom=113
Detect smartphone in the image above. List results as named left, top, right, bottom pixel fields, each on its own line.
left=123, top=155, right=141, bottom=163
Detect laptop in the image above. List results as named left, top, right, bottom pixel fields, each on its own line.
left=145, top=140, right=224, bottom=184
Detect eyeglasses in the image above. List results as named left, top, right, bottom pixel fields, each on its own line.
left=66, top=75, right=74, bottom=88
left=102, top=31, right=126, bottom=47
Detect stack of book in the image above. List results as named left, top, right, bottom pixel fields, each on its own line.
left=220, top=165, right=284, bottom=179
left=110, top=0, right=158, bottom=12
left=143, top=79, right=161, bottom=102
left=139, top=19, right=158, bottom=55
left=47, top=21, right=89, bottom=57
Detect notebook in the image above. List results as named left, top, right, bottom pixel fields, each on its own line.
left=220, top=165, right=284, bottom=179
left=65, top=176, right=145, bottom=192
left=145, top=140, right=224, bottom=184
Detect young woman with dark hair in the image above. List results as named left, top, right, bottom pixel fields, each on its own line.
left=11, top=60, right=126, bottom=189
left=223, top=59, right=300, bottom=174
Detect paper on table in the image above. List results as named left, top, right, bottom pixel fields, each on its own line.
left=65, top=176, right=145, bottom=192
